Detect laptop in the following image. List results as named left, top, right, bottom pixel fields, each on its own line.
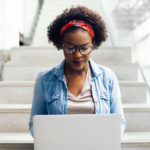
left=33, top=114, right=121, bottom=150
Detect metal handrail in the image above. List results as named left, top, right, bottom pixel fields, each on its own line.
left=137, top=61, right=150, bottom=95
left=0, top=50, right=4, bottom=81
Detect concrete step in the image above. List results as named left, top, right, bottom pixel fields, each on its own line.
left=0, top=81, right=147, bottom=104
left=0, top=132, right=150, bottom=150
left=119, top=81, right=147, bottom=103
left=32, top=38, right=112, bottom=47
left=9, top=46, right=131, bottom=65
left=0, top=103, right=150, bottom=132
left=32, top=37, right=112, bottom=47
left=0, top=104, right=30, bottom=132
left=0, top=81, right=33, bottom=104
left=124, top=103, right=150, bottom=132
left=3, top=62, right=141, bottom=81
left=122, top=132, right=150, bottom=150
left=0, top=133, right=33, bottom=150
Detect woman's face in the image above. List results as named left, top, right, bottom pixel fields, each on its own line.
left=62, top=29, right=93, bottom=71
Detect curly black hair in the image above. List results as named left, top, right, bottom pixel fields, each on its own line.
left=47, top=5, right=108, bottom=49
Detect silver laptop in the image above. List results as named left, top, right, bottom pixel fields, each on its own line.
left=33, top=114, right=121, bottom=150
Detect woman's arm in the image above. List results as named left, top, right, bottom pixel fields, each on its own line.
left=29, top=72, right=47, bottom=137
left=109, top=73, right=126, bottom=134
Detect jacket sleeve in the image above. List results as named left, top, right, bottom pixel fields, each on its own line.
left=109, top=72, right=126, bottom=134
left=29, top=72, right=47, bottom=137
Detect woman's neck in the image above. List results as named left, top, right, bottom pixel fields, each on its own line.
left=64, top=61, right=89, bottom=77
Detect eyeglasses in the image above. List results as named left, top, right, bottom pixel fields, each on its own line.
left=62, top=44, right=93, bottom=55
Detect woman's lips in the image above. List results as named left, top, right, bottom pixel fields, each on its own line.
left=72, top=60, right=83, bottom=65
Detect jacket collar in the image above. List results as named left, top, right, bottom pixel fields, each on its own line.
left=53, top=59, right=102, bottom=81
left=53, top=59, right=66, bottom=82
left=89, top=59, right=102, bottom=78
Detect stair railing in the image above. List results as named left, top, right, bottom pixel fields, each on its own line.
left=137, top=61, right=150, bottom=95
left=0, top=50, right=4, bottom=81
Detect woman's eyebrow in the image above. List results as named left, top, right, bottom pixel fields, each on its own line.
left=63, top=41, right=91, bottom=46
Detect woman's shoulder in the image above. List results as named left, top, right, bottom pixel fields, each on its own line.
left=90, top=59, right=117, bottom=81
left=94, top=63, right=119, bottom=90
left=98, top=64, right=116, bottom=78
left=36, top=64, right=62, bottom=81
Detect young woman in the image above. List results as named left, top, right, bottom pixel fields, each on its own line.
left=29, top=5, right=126, bottom=137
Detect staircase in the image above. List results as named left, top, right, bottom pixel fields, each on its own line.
left=1, top=46, right=150, bottom=150
left=1, top=0, right=150, bottom=150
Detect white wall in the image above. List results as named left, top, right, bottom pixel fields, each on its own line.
left=0, top=0, right=20, bottom=50
left=133, top=18, right=150, bottom=65
left=0, top=0, right=40, bottom=50
left=0, top=0, right=7, bottom=50
left=24, top=0, right=40, bottom=39
left=100, top=0, right=133, bottom=47
left=100, top=0, right=119, bottom=46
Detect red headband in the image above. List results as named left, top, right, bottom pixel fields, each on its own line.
left=60, top=20, right=95, bottom=38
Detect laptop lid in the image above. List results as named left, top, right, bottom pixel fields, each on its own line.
left=33, top=114, right=121, bottom=150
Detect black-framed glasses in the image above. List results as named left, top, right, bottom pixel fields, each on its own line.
left=62, top=44, right=93, bottom=55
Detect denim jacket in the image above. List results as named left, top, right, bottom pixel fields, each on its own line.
left=29, top=59, right=126, bottom=137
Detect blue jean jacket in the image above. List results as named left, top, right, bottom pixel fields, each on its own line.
left=29, top=59, right=126, bottom=137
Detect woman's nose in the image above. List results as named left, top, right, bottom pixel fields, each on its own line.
left=74, top=48, right=82, bottom=57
